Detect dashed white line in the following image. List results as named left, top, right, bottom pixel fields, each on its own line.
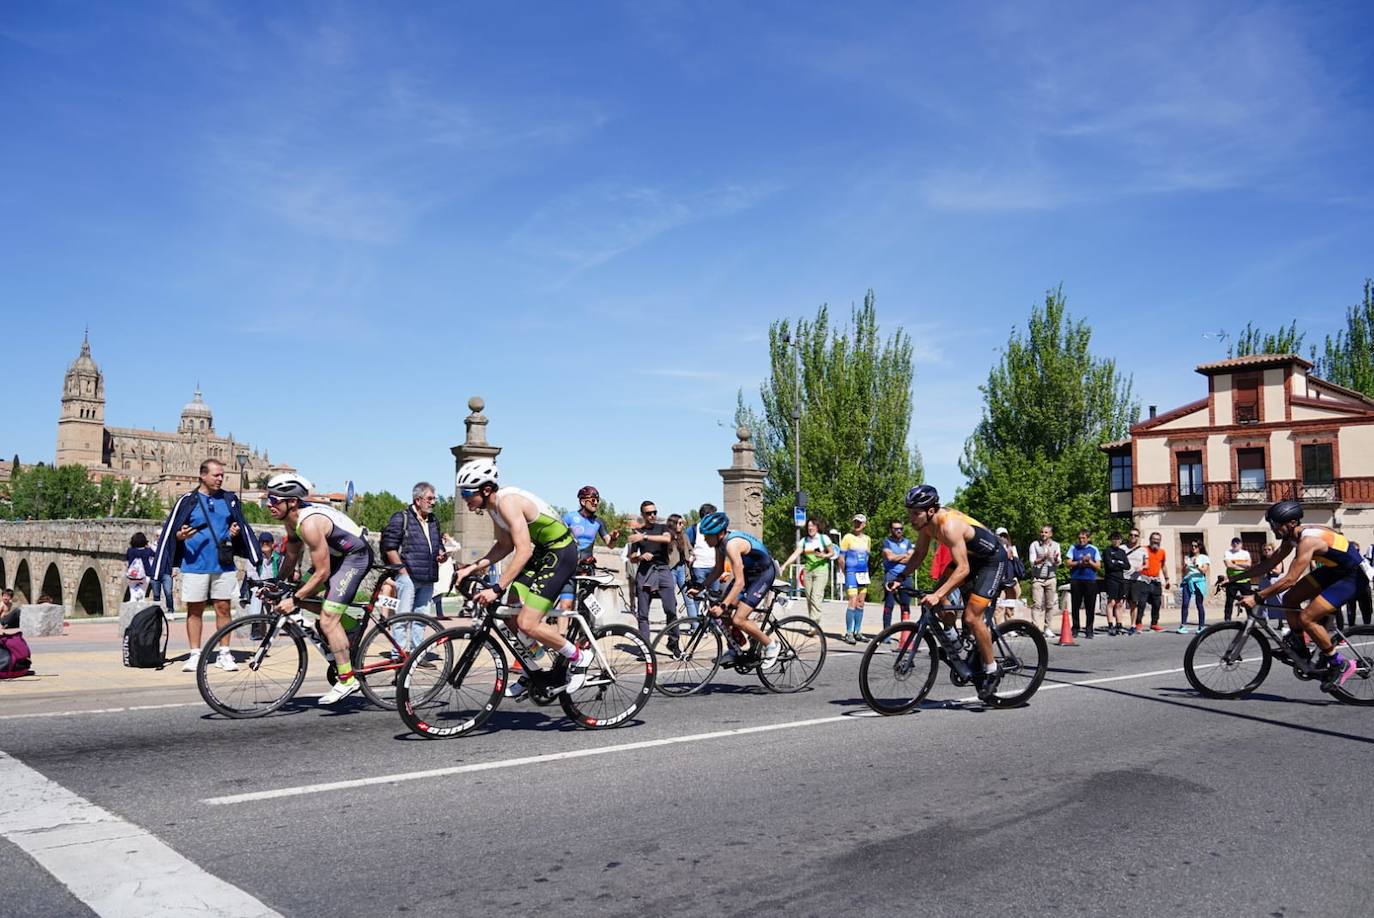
left=0, top=749, right=281, bottom=917
left=0, top=702, right=202, bottom=722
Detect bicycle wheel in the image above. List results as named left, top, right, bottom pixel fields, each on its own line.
left=560, top=624, right=654, bottom=728
left=1330, top=625, right=1374, bottom=706
left=353, top=614, right=453, bottom=710
left=984, top=620, right=1048, bottom=708
left=396, top=627, right=506, bottom=739
left=651, top=617, right=721, bottom=696
left=757, top=615, right=826, bottom=693
left=858, top=622, right=938, bottom=715
left=1184, top=621, right=1272, bottom=699
left=197, top=616, right=307, bottom=718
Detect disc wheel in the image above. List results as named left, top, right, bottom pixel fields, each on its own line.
left=560, top=624, right=654, bottom=728
left=859, top=622, right=938, bottom=715
left=651, top=617, right=722, bottom=696
left=197, top=616, right=307, bottom=718
left=983, top=620, right=1048, bottom=708
left=396, top=627, right=506, bottom=739
left=1330, top=625, right=1374, bottom=706
left=353, top=614, right=453, bottom=710
left=757, top=615, right=827, bottom=693
left=1184, top=621, right=1272, bottom=699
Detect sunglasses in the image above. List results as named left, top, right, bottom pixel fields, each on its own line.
left=582, top=496, right=601, bottom=502
left=643, top=510, right=658, bottom=517
left=267, top=496, right=284, bottom=506
left=460, top=488, right=479, bottom=499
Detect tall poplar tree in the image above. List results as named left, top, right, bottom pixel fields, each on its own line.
left=959, top=287, right=1137, bottom=551
left=1315, top=279, right=1374, bottom=396
left=746, top=291, right=922, bottom=555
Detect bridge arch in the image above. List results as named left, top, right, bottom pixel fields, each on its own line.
left=75, top=567, right=105, bottom=617
left=13, top=559, right=31, bottom=604
left=0, top=555, right=6, bottom=591
left=40, top=562, right=63, bottom=606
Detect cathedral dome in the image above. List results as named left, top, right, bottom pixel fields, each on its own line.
left=181, top=387, right=212, bottom=420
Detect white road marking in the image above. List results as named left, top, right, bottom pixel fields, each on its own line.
left=0, top=749, right=281, bottom=917
left=201, top=659, right=1214, bottom=806
left=0, top=702, right=202, bottom=722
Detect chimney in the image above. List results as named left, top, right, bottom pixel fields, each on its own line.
left=1148, top=405, right=1157, bottom=419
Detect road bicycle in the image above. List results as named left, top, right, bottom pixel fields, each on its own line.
left=649, top=581, right=827, bottom=695
left=395, top=571, right=654, bottom=738
left=196, top=565, right=449, bottom=718
left=858, top=588, right=1048, bottom=714
left=1183, top=582, right=1374, bottom=704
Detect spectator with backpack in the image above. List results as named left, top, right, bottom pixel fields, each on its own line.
left=126, top=531, right=155, bottom=602
left=683, top=503, right=719, bottom=619
left=782, top=516, right=837, bottom=625
left=150, top=458, right=261, bottom=674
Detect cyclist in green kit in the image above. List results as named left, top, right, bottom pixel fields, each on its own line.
left=452, top=459, right=595, bottom=696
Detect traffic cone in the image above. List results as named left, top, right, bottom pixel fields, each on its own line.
left=1056, top=608, right=1076, bottom=646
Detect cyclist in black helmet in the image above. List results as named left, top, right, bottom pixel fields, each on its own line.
left=886, top=484, right=1006, bottom=701
left=1224, top=499, right=1359, bottom=691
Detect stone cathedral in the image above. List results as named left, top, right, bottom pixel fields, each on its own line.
left=55, top=334, right=293, bottom=502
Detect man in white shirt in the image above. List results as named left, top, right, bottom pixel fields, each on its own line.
left=1222, top=537, right=1252, bottom=622
left=1028, top=525, right=1062, bottom=635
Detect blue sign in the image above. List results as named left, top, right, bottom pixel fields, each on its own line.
left=345, top=480, right=355, bottom=507
left=793, top=506, right=806, bottom=526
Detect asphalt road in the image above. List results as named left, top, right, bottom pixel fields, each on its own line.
left=3, top=631, right=1372, bottom=917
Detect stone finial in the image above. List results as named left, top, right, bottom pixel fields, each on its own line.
left=731, top=424, right=758, bottom=470
left=464, top=396, right=489, bottom=447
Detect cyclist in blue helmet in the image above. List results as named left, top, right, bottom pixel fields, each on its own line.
left=690, top=512, right=781, bottom=669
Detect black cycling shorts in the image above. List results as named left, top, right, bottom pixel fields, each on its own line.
left=510, top=542, right=579, bottom=614
left=962, top=546, right=1008, bottom=603
left=1104, top=578, right=1127, bottom=601
left=738, top=561, right=779, bottom=609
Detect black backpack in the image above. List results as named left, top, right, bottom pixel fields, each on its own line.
left=122, top=605, right=169, bottom=669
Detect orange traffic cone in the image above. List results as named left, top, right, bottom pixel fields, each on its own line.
left=1056, top=608, right=1076, bottom=646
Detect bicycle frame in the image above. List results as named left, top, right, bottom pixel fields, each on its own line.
left=246, top=567, right=412, bottom=679
left=1216, top=584, right=1366, bottom=676
left=889, top=589, right=1025, bottom=681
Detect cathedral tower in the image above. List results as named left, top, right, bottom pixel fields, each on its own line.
left=56, top=332, right=109, bottom=467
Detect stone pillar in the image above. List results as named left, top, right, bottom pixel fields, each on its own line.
left=719, top=426, right=767, bottom=538
left=450, top=396, right=502, bottom=566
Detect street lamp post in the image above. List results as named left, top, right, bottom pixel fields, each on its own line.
left=236, top=452, right=248, bottom=494
left=781, top=329, right=803, bottom=587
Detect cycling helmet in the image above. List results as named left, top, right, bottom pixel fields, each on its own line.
left=265, top=473, right=311, bottom=499
left=456, top=458, right=499, bottom=491
left=1265, top=499, right=1304, bottom=527
left=904, top=484, right=940, bottom=511
left=577, top=485, right=600, bottom=500
left=698, top=511, right=730, bottom=536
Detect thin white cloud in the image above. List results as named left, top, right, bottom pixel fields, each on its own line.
left=510, top=182, right=776, bottom=275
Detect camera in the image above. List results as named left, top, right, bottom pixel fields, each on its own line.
left=216, top=536, right=235, bottom=568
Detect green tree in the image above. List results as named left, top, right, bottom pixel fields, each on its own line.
left=348, top=490, right=407, bottom=532
left=1315, top=279, right=1374, bottom=396
left=1229, top=320, right=1307, bottom=357
left=5, top=464, right=101, bottom=519
left=241, top=500, right=272, bottom=525
left=745, top=291, right=922, bottom=577
left=958, top=286, right=1137, bottom=554
left=433, top=495, right=454, bottom=532
left=95, top=476, right=163, bottom=518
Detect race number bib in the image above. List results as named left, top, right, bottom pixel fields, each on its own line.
left=583, top=595, right=604, bottom=618
left=854, top=572, right=870, bottom=586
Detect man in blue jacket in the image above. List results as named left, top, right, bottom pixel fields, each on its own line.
left=151, top=459, right=261, bottom=672
left=381, top=481, right=448, bottom=650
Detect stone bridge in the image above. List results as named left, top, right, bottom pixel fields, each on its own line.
left=0, top=519, right=169, bottom=617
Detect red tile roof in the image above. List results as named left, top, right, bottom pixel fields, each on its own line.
left=1195, top=353, right=1311, bottom=374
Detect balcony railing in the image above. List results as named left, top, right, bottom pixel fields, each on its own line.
left=1235, top=403, right=1259, bottom=424
left=1300, top=482, right=1339, bottom=504
left=1134, top=479, right=1373, bottom=509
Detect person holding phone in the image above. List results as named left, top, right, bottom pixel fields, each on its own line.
left=781, top=517, right=836, bottom=624
left=150, top=458, right=261, bottom=673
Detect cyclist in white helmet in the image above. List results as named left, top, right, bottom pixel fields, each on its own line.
left=265, top=473, right=375, bottom=705
left=452, top=459, right=594, bottom=695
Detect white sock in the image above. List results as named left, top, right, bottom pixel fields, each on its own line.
left=558, top=641, right=578, bottom=659
left=984, top=662, right=998, bottom=674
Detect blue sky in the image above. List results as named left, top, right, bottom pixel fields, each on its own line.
left=3, top=1, right=1373, bottom=518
